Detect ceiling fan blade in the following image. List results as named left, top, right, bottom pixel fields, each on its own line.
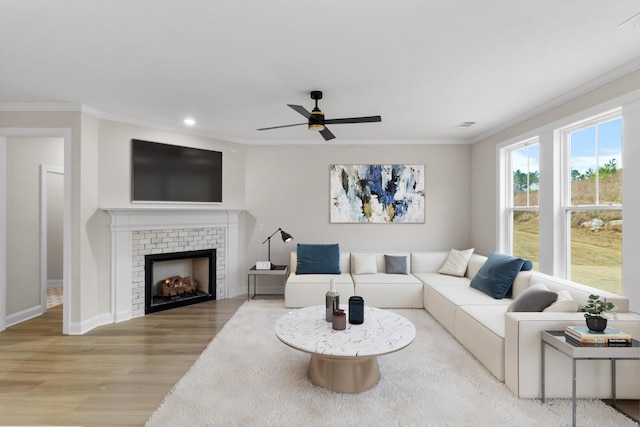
left=257, top=123, right=307, bottom=131
left=288, top=104, right=311, bottom=118
left=324, top=115, right=382, bottom=125
left=320, top=127, right=336, bottom=141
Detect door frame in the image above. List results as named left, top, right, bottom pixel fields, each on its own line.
left=40, top=164, right=64, bottom=314
left=0, top=128, right=71, bottom=334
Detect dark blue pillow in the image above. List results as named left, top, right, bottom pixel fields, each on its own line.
left=521, top=259, right=533, bottom=271
left=296, top=244, right=341, bottom=274
left=470, top=252, right=525, bottom=299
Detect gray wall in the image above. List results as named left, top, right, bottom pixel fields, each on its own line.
left=6, top=136, right=63, bottom=315
left=244, top=144, right=473, bottom=270
left=3, top=68, right=640, bottom=329
left=97, top=120, right=247, bottom=209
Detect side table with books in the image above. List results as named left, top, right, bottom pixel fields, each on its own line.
left=564, top=325, right=632, bottom=347
left=540, top=329, right=640, bottom=427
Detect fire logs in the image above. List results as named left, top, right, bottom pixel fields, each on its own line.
left=159, top=276, right=198, bottom=297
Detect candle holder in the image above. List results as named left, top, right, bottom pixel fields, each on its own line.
left=332, top=308, right=346, bottom=330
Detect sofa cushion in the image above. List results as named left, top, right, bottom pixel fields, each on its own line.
left=286, top=273, right=353, bottom=285
left=385, top=255, right=408, bottom=274
left=543, top=289, right=579, bottom=312
left=410, top=251, right=451, bottom=273
left=352, top=254, right=377, bottom=274
left=507, top=282, right=558, bottom=312
left=354, top=282, right=423, bottom=308
left=438, top=248, right=474, bottom=277
left=466, top=254, right=488, bottom=279
left=470, top=252, right=526, bottom=299
left=415, top=272, right=471, bottom=287
left=430, top=285, right=512, bottom=307
left=457, top=304, right=508, bottom=340
left=351, top=273, right=422, bottom=285
left=295, top=243, right=341, bottom=274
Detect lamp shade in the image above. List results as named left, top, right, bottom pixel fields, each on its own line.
left=280, top=230, right=293, bottom=243
left=262, top=227, right=294, bottom=264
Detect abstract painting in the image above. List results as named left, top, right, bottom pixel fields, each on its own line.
left=330, top=164, right=425, bottom=223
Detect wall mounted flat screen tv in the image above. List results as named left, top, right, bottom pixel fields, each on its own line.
left=131, top=139, right=222, bottom=203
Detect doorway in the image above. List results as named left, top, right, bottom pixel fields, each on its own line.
left=40, top=165, right=64, bottom=313
left=0, top=129, right=71, bottom=334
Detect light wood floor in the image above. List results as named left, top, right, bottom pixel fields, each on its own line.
left=0, top=296, right=246, bottom=427
left=2, top=298, right=638, bottom=426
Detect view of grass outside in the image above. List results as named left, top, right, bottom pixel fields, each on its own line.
left=511, top=142, right=539, bottom=270
left=570, top=210, right=622, bottom=294
left=509, top=115, right=622, bottom=295
left=512, top=211, right=539, bottom=271
left=568, top=117, right=622, bottom=294
left=512, top=183, right=622, bottom=294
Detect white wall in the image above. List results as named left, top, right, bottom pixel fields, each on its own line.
left=97, top=120, right=246, bottom=209
left=6, top=136, right=63, bottom=315
left=244, top=143, right=472, bottom=272
left=622, top=99, right=640, bottom=312
left=470, top=70, right=640, bottom=311
left=95, top=119, right=249, bottom=303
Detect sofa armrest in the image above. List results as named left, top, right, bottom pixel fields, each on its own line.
left=505, top=312, right=640, bottom=399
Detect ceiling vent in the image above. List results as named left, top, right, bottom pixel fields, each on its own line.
left=455, top=121, right=476, bottom=129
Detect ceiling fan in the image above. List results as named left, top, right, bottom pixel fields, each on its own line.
left=257, top=91, right=382, bottom=141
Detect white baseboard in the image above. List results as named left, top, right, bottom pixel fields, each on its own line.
left=5, top=305, right=44, bottom=327
left=68, top=312, right=115, bottom=335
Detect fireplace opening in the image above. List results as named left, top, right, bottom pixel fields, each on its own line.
left=145, top=249, right=216, bottom=314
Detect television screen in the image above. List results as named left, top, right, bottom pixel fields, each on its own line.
left=131, top=139, right=222, bottom=203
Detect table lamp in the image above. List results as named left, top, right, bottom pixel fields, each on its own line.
left=257, top=227, right=294, bottom=269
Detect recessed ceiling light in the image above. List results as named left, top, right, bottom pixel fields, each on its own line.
left=184, top=118, right=196, bottom=126
left=455, top=121, right=476, bottom=129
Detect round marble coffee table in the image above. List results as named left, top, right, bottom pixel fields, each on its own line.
left=274, top=305, right=415, bottom=393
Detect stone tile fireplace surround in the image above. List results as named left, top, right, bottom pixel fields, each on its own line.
left=104, top=209, right=241, bottom=322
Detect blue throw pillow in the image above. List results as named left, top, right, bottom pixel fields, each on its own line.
left=296, top=244, right=341, bottom=274
left=470, top=252, right=525, bottom=299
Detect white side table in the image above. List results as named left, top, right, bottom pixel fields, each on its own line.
left=247, top=264, right=289, bottom=299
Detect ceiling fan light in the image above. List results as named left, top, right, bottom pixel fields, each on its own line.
left=309, top=109, right=325, bottom=131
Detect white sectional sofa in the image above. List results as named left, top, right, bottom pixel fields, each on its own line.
left=284, top=252, right=354, bottom=307
left=284, top=249, right=640, bottom=399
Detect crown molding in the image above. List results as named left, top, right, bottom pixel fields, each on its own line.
left=473, top=57, right=640, bottom=143
left=0, top=103, right=462, bottom=145
left=0, top=103, right=82, bottom=112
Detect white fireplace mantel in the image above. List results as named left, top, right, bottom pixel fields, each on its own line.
left=102, top=208, right=242, bottom=322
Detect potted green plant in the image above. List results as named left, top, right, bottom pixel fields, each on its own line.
left=579, top=294, right=615, bottom=332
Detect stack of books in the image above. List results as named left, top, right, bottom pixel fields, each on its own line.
left=564, top=325, right=632, bottom=347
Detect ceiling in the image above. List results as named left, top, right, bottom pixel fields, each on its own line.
left=2, top=1, right=640, bottom=145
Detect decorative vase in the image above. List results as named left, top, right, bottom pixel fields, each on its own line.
left=349, top=296, right=364, bottom=324
left=332, top=309, right=346, bottom=330
left=325, top=279, right=339, bottom=322
left=586, top=316, right=607, bottom=332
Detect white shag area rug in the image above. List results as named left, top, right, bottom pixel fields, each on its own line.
left=146, top=300, right=638, bottom=427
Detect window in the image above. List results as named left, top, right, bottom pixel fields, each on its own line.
left=563, top=111, right=622, bottom=294
left=505, top=138, right=539, bottom=270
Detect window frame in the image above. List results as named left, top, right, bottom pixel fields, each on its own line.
left=502, top=137, right=540, bottom=258
left=560, top=109, right=622, bottom=283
